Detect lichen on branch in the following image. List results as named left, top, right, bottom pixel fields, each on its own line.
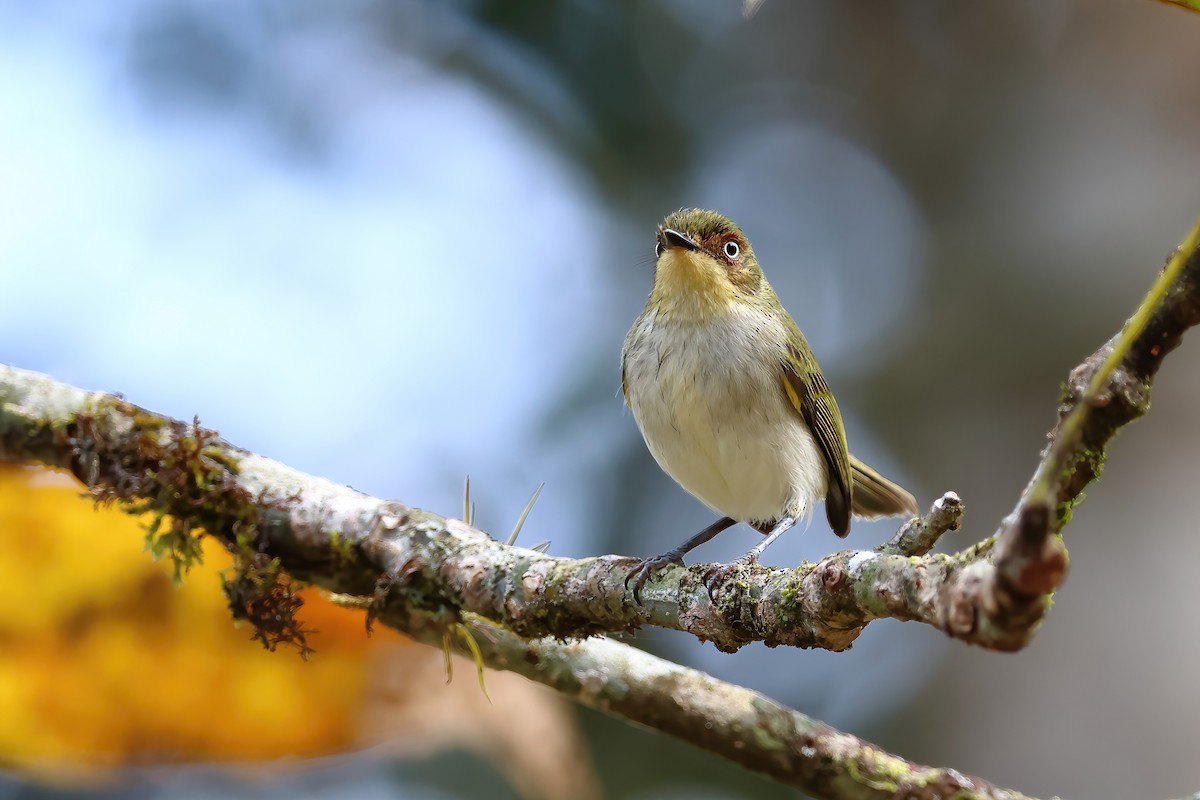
left=0, top=213, right=1198, bottom=655
left=1, top=216, right=1198, bottom=800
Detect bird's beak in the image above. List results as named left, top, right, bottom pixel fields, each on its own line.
left=659, top=227, right=700, bottom=252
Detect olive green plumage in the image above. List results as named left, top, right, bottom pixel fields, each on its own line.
left=622, top=209, right=917, bottom=596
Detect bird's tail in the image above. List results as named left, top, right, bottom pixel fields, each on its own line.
left=849, top=456, right=920, bottom=519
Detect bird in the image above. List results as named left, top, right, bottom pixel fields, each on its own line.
left=621, top=208, right=919, bottom=601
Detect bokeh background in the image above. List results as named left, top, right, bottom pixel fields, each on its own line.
left=3, top=1, right=1200, bottom=798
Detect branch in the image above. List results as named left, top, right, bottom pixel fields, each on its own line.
left=0, top=366, right=1018, bottom=654
left=0, top=362, right=950, bottom=651
left=397, top=607, right=1034, bottom=800
left=0, top=381, right=1027, bottom=799
left=633, top=215, right=1200, bottom=651
left=2, top=222, right=1199, bottom=659
left=985, top=218, right=1200, bottom=627
left=1, top=216, right=1197, bottom=797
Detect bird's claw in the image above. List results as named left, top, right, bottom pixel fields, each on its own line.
left=703, top=555, right=758, bottom=600
left=625, top=552, right=685, bottom=605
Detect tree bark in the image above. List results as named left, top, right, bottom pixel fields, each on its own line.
left=1, top=217, right=1197, bottom=798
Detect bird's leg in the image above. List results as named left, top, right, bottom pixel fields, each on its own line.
left=626, top=516, right=737, bottom=604
left=704, top=514, right=797, bottom=598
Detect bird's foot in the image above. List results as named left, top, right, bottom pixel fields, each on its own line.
left=703, top=554, right=759, bottom=600
left=625, top=551, right=686, bottom=605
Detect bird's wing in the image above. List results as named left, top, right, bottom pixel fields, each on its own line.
left=780, top=349, right=852, bottom=537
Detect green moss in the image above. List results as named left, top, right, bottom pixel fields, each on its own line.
left=750, top=723, right=785, bottom=752
left=222, top=551, right=315, bottom=658
left=776, top=570, right=805, bottom=607
left=328, top=529, right=356, bottom=566
left=777, top=583, right=796, bottom=604
left=845, top=756, right=899, bottom=792
left=1058, top=379, right=1078, bottom=406
left=64, top=398, right=315, bottom=656
left=142, top=511, right=205, bottom=583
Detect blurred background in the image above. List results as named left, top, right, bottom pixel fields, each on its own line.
left=2, top=1, right=1199, bottom=798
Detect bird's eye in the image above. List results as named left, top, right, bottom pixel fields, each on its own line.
left=724, top=241, right=740, bottom=259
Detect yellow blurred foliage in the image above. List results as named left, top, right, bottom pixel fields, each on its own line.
left=0, top=464, right=599, bottom=800
left=0, top=464, right=373, bottom=767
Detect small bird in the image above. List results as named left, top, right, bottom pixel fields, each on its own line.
left=622, top=209, right=919, bottom=601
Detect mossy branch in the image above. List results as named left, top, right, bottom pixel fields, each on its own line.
left=0, top=217, right=1198, bottom=798
left=0, top=221, right=1198, bottom=657
left=0, top=365, right=960, bottom=651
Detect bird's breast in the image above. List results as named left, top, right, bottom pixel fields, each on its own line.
left=623, top=304, right=826, bottom=523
